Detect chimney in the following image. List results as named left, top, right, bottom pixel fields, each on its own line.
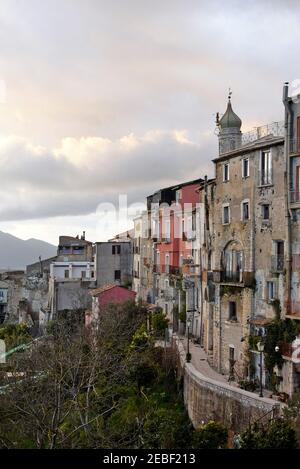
left=283, top=82, right=289, bottom=103
left=81, top=231, right=86, bottom=241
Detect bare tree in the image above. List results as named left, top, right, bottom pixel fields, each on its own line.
left=0, top=300, right=147, bottom=448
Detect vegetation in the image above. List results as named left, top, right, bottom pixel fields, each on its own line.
left=240, top=419, right=297, bottom=449
left=283, top=391, right=300, bottom=447
left=0, top=300, right=192, bottom=449
left=0, top=323, right=31, bottom=350
left=151, top=309, right=169, bottom=337
left=264, top=318, right=300, bottom=372
left=192, top=421, right=228, bottom=449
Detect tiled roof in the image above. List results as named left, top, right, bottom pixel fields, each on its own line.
left=90, top=284, right=117, bottom=296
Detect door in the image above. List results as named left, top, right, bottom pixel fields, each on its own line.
left=276, top=241, right=284, bottom=270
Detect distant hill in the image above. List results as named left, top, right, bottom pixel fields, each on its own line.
left=0, top=231, right=57, bottom=270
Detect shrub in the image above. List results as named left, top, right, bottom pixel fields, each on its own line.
left=192, top=421, right=228, bottom=449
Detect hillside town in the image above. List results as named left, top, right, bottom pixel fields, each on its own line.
left=1, top=82, right=300, bottom=415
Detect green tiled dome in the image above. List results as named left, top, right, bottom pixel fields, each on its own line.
left=219, top=99, right=242, bottom=130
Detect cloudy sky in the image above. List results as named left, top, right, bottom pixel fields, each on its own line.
left=0, top=0, right=299, bottom=244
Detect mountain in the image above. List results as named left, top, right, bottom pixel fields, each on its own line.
left=0, top=231, right=57, bottom=270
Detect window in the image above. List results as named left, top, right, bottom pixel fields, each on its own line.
left=64, top=270, right=69, bottom=279
left=223, top=205, right=230, bottom=225
left=175, top=190, right=182, bottom=203
left=229, top=302, right=237, bottom=321
left=81, top=271, right=86, bottom=279
left=223, top=163, right=229, bottom=182
left=262, top=204, right=270, bottom=220
left=114, top=270, right=121, bottom=281
left=260, top=150, right=272, bottom=185
left=164, top=219, right=170, bottom=240
left=242, top=201, right=250, bottom=221
left=91, top=271, right=95, bottom=278
left=165, top=253, right=170, bottom=274
left=267, top=281, right=275, bottom=301
left=242, top=158, right=249, bottom=178
left=273, top=240, right=284, bottom=271
left=112, top=245, right=121, bottom=255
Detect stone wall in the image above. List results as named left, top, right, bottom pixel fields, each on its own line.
left=175, top=338, right=282, bottom=433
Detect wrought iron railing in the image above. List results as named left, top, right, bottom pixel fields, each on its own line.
left=271, top=255, right=284, bottom=273
left=285, top=300, right=300, bottom=317
left=290, top=191, right=300, bottom=204
left=241, top=121, right=285, bottom=147
left=289, top=137, right=300, bottom=154
left=221, top=270, right=243, bottom=284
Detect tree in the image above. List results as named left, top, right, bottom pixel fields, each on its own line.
left=192, top=421, right=228, bottom=449
left=283, top=391, right=300, bottom=447
left=0, top=301, right=147, bottom=449
left=151, top=310, right=169, bottom=337
left=240, top=419, right=297, bottom=449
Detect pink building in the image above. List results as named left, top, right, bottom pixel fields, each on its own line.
left=86, top=284, right=136, bottom=326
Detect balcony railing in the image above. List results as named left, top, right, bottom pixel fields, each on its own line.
left=221, top=270, right=243, bottom=284
left=289, top=138, right=300, bottom=154
left=285, top=300, right=300, bottom=318
left=241, top=121, right=285, bottom=147
left=290, top=191, right=300, bottom=204
left=271, top=255, right=284, bottom=273
left=169, top=266, right=180, bottom=276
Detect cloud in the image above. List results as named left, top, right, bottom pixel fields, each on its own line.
left=0, top=130, right=214, bottom=222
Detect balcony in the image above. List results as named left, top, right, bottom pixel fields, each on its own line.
left=169, top=266, right=180, bottom=276
left=161, top=236, right=171, bottom=244
left=285, top=301, right=300, bottom=319
left=271, top=255, right=284, bottom=273
left=289, top=138, right=300, bottom=155
left=219, top=270, right=255, bottom=287
left=290, top=191, right=300, bottom=205
left=221, top=270, right=243, bottom=284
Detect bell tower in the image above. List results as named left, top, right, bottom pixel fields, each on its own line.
left=217, top=90, right=242, bottom=155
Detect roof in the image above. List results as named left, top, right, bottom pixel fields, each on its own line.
left=213, top=135, right=284, bottom=163
left=90, top=284, right=136, bottom=297
left=148, top=177, right=204, bottom=199
left=219, top=99, right=242, bottom=130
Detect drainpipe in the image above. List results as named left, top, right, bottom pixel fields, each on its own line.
left=283, top=82, right=293, bottom=315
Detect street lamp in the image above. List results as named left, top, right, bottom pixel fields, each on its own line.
left=257, top=341, right=264, bottom=398
left=186, top=318, right=192, bottom=363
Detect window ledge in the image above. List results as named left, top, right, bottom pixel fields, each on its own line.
left=258, top=184, right=273, bottom=188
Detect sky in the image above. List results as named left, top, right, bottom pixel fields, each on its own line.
left=0, top=0, right=299, bottom=245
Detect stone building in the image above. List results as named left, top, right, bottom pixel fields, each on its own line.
left=132, top=215, right=142, bottom=297
left=47, top=233, right=95, bottom=323
left=95, top=240, right=133, bottom=288
left=211, top=95, right=286, bottom=382
left=281, top=82, right=300, bottom=394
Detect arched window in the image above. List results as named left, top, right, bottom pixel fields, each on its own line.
left=222, top=241, right=243, bottom=283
